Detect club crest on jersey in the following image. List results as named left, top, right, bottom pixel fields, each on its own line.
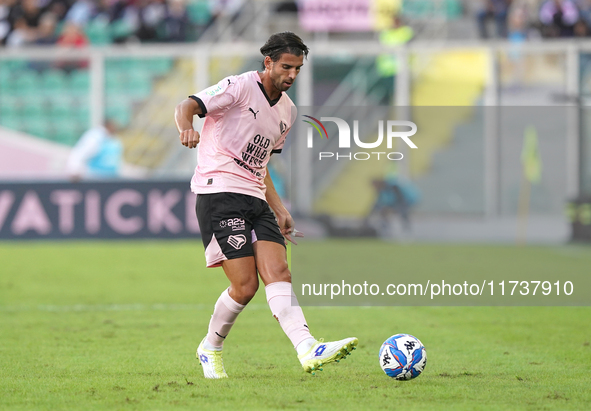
left=279, top=121, right=287, bottom=135
left=227, top=234, right=247, bottom=250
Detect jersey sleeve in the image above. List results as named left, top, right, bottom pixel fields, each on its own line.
left=190, top=75, right=241, bottom=118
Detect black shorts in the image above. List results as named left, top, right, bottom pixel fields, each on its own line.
left=196, top=192, right=286, bottom=267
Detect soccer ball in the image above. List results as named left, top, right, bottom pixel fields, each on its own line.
left=379, top=334, right=427, bottom=380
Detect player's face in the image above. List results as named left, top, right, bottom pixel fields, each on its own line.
left=268, top=53, right=304, bottom=92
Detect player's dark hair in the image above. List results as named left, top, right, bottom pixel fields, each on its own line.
left=260, top=32, right=309, bottom=69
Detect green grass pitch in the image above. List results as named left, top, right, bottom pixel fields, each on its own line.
left=1, top=240, right=590, bottom=410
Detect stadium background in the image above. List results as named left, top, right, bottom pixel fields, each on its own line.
left=1, top=0, right=591, bottom=242
left=1, top=1, right=591, bottom=410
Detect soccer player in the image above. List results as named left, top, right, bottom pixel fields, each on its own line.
left=174, top=32, right=358, bottom=379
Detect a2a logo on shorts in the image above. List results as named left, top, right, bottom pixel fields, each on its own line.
left=227, top=234, right=247, bottom=250
left=219, top=218, right=245, bottom=231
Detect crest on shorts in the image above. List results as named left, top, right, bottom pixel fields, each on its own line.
left=279, top=121, right=287, bottom=135
left=227, top=234, right=247, bottom=250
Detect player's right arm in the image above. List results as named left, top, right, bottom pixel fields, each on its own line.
left=174, top=98, right=203, bottom=149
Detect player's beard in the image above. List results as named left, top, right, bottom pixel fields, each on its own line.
left=271, top=71, right=293, bottom=93
left=281, top=79, right=294, bottom=91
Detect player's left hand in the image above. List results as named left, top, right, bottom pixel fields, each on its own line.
left=278, top=212, right=304, bottom=245
left=285, top=228, right=304, bottom=245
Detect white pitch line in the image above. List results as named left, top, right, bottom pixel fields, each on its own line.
left=0, top=303, right=270, bottom=313
left=0, top=303, right=372, bottom=314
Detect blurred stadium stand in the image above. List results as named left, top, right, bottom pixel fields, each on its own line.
left=0, top=56, right=173, bottom=148
left=1, top=0, right=591, bottom=242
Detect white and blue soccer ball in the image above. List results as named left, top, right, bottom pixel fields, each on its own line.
left=379, top=334, right=427, bottom=380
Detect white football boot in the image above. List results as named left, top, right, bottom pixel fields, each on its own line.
left=197, top=337, right=228, bottom=379
left=298, top=337, right=358, bottom=374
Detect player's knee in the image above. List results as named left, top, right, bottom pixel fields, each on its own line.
left=234, top=279, right=259, bottom=304
left=244, top=280, right=259, bottom=300
left=273, top=261, right=291, bottom=283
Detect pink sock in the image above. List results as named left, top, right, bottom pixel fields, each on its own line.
left=206, top=288, right=245, bottom=348
left=265, top=281, right=313, bottom=349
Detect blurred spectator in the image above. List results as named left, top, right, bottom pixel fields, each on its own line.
left=364, top=164, right=420, bottom=239
left=4, top=0, right=44, bottom=46
left=577, top=0, right=591, bottom=32
left=65, top=0, right=95, bottom=26
left=6, top=17, right=36, bottom=46
left=376, top=16, right=414, bottom=78
left=1, top=0, right=210, bottom=46
left=0, top=0, right=16, bottom=45
left=56, top=21, right=88, bottom=70
left=67, top=119, right=123, bottom=181
left=57, top=20, right=88, bottom=47
left=509, top=0, right=544, bottom=32
left=0, top=2, right=7, bottom=40
left=161, top=0, right=189, bottom=42
left=508, top=4, right=529, bottom=41
left=136, top=0, right=166, bottom=42
left=574, top=18, right=588, bottom=36
left=93, top=0, right=140, bottom=43
left=13, top=0, right=43, bottom=29
left=93, top=0, right=126, bottom=23
left=34, top=12, right=58, bottom=44
left=507, top=6, right=528, bottom=87
left=26, top=12, right=58, bottom=70
left=539, top=0, right=579, bottom=37
left=367, top=177, right=420, bottom=239
left=42, top=0, right=74, bottom=21
left=476, top=0, right=512, bottom=39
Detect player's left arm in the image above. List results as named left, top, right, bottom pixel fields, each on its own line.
left=264, top=167, right=303, bottom=245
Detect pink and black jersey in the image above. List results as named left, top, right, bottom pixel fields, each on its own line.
left=189, top=71, right=296, bottom=201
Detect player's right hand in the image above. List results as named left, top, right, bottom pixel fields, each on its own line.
left=180, top=129, right=200, bottom=148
